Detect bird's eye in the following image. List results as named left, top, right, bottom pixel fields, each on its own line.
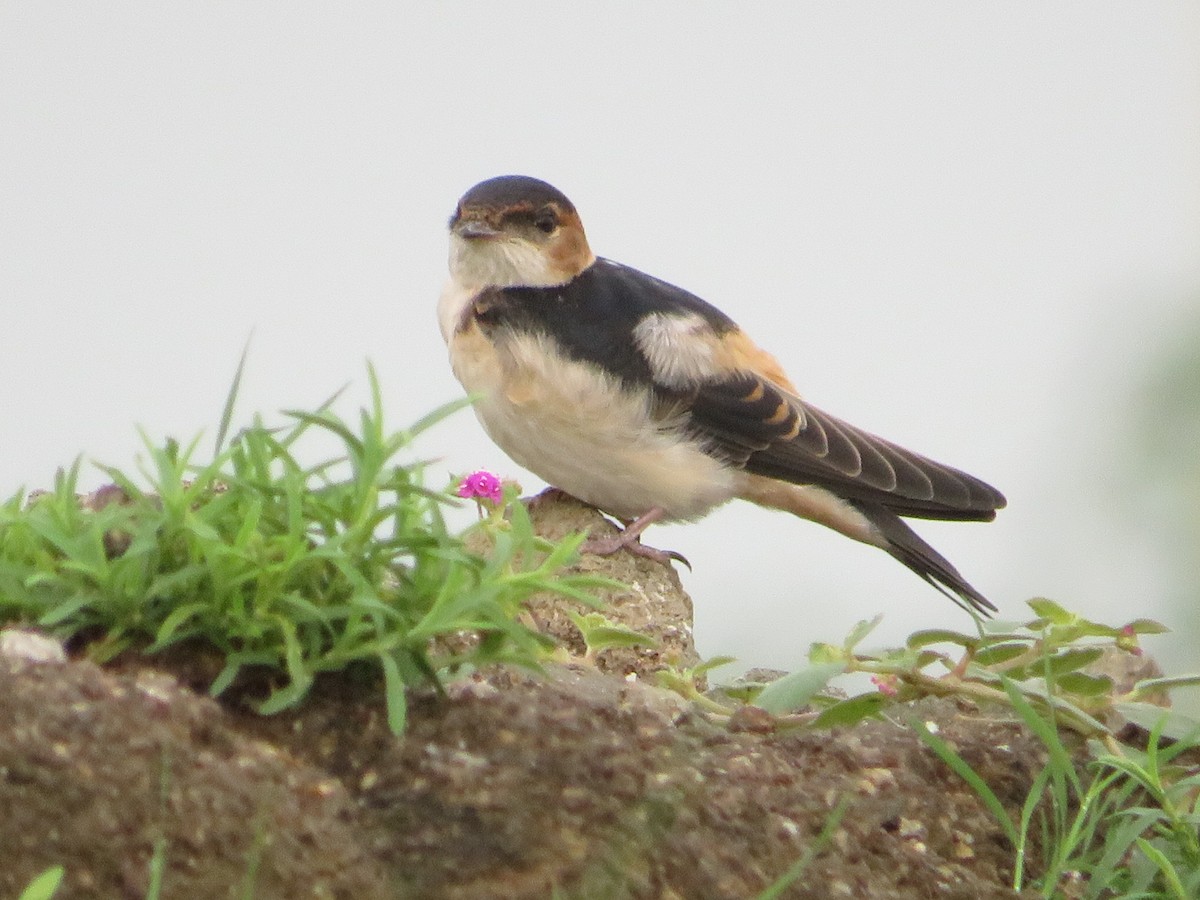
left=534, top=210, right=557, bottom=234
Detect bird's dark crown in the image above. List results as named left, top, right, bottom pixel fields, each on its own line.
left=453, top=176, right=577, bottom=222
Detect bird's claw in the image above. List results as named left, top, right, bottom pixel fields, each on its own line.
left=662, top=547, right=692, bottom=570
left=581, top=533, right=691, bottom=570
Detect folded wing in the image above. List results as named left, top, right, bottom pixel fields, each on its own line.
left=679, top=369, right=1006, bottom=522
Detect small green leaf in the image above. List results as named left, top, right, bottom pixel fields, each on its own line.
left=1133, top=837, right=1189, bottom=899
left=811, top=692, right=888, bottom=728
left=379, top=652, right=408, bottom=736
left=1114, top=703, right=1200, bottom=742
left=401, top=395, right=476, bottom=440
left=568, top=611, right=656, bottom=652
left=971, top=641, right=1029, bottom=666
left=962, top=662, right=1003, bottom=683
left=1026, top=598, right=1073, bottom=624
left=807, top=643, right=845, bottom=665
left=714, top=682, right=763, bottom=704
left=18, top=865, right=66, bottom=900
left=208, top=650, right=278, bottom=698
left=870, top=647, right=933, bottom=670
left=149, top=601, right=211, bottom=650
left=1124, top=618, right=1170, bottom=635
left=754, top=661, right=848, bottom=715
left=1132, top=674, right=1200, bottom=695
left=843, top=615, right=883, bottom=652
left=978, top=619, right=1029, bottom=636
left=209, top=659, right=243, bottom=697
left=692, top=655, right=737, bottom=676
left=906, top=628, right=978, bottom=650
left=38, top=593, right=96, bottom=626
left=213, top=334, right=251, bottom=455
left=588, top=626, right=658, bottom=650
left=257, top=677, right=311, bottom=715
left=1045, top=647, right=1104, bottom=676
left=913, top=649, right=947, bottom=669
left=1055, top=671, right=1113, bottom=696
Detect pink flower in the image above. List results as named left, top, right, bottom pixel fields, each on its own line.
left=457, top=470, right=503, bottom=504
left=870, top=674, right=899, bottom=697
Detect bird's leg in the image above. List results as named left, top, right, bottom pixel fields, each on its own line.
left=581, top=507, right=690, bottom=569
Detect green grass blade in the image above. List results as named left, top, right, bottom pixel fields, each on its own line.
left=1001, top=676, right=1081, bottom=794
left=380, top=651, right=408, bottom=736
left=756, top=793, right=852, bottom=899
left=17, top=866, right=65, bottom=900
left=1135, top=837, right=1189, bottom=899
left=907, top=715, right=1020, bottom=849
left=214, top=334, right=252, bottom=456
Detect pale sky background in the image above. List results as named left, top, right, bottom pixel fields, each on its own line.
left=3, top=5, right=1199, bottom=684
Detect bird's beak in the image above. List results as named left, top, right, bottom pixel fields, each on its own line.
left=455, top=219, right=500, bottom=240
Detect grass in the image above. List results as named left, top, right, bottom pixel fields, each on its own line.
left=912, top=686, right=1200, bottom=898
left=724, top=603, right=1200, bottom=898
left=5, top=362, right=1200, bottom=898
left=16, top=867, right=64, bottom=900
left=755, top=793, right=853, bottom=899
left=748, top=600, right=1197, bottom=743
left=0, top=364, right=607, bottom=735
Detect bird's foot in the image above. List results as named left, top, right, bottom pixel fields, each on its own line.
left=580, top=507, right=690, bottom=570
left=584, top=534, right=692, bottom=569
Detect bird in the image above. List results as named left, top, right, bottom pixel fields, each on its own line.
left=437, top=175, right=1006, bottom=615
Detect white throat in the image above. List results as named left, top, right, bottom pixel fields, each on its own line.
left=448, top=233, right=572, bottom=289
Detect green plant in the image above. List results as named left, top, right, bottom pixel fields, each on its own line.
left=565, top=610, right=657, bottom=662
left=755, top=793, right=852, bottom=899
left=911, top=683, right=1200, bottom=897
left=1088, top=718, right=1200, bottom=898
left=657, top=654, right=739, bottom=713
left=728, top=602, right=1200, bottom=898
left=0, top=366, right=607, bottom=734
left=749, top=600, right=1198, bottom=744
left=16, top=866, right=64, bottom=900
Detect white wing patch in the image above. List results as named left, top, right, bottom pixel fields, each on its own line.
left=632, top=312, right=721, bottom=389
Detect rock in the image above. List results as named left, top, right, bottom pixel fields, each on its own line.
left=0, top=640, right=390, bottom=900
left=0, top=628, right=67, bottom=665
left=0, top=492, right=1062, bottom=898
left=521, top=491, right=702, bottom=679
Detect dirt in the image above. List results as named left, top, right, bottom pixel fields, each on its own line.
left=0, top=495, right=1057, bottom=899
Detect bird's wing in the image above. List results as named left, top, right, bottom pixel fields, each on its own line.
left=660, top=348, right=1006, bottom=522
left=545, top=259, right=1003, bottom=521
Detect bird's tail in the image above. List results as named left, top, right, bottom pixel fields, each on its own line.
left=851, top=500, right=997, bottom=616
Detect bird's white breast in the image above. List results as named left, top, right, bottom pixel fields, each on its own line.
left=438, top=281, right=737, bottom=521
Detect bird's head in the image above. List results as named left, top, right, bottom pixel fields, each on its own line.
left=447, top=175, right=596, bottom=289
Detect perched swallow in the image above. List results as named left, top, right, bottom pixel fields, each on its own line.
left=438, top=175, right=1006, bottom=614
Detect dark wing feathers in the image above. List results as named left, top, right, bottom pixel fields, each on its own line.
left=682, top=371, right=1006, bottom=522
left=678, top=373, right=803, bottom=456
left=856, top=501, right=998, bottom=613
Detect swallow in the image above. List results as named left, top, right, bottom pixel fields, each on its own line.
left=437, top=175, right=1006, bottom=614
